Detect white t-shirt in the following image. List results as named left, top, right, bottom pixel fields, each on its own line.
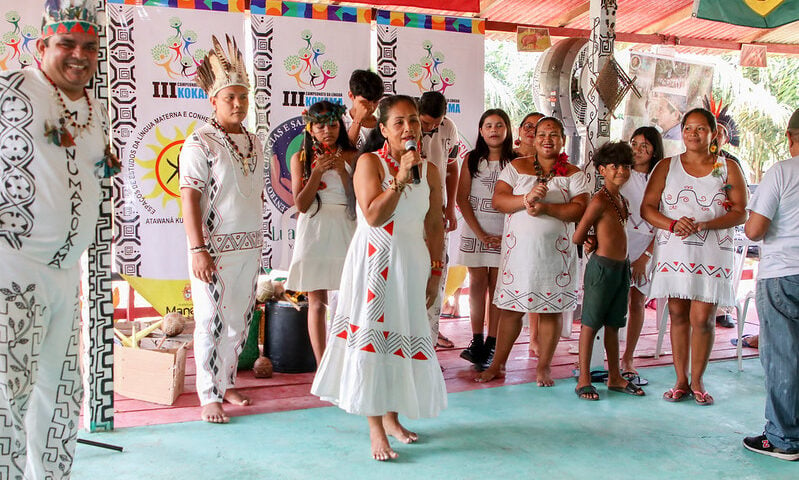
left=421, top=116, right=459, bottom=206
left=342, top=109, right=374, bottom=150
left=747, top=155, right=799, bottom=279
left=0, top=69, right=106, bottom=269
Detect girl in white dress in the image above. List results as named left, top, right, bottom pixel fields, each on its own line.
left=477, top=117, right=589, bottom=386
left=455, top=109, right=514, bottom=369
left=619, top=126, right=663, bottom=384
left=311, top=95, right=446, bottom=461
left=286, top=101, right=357, bottom=365
left=642, top=108, right=748, bottom=406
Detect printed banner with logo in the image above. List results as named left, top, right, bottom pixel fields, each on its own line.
left=0, top=4, right=42, bottom=72
left=107, top=0, right=246, bottom=315
left=694, top=0, right=799, bottom=29
left=374, top=10, right=485, bottom=148
left=621, top=52, right=713, bottom=158
left=251, top=0, right=372, bottom=270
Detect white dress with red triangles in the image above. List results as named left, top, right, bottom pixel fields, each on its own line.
left=311, top=150, right=447, bottom=419
left=648, top=155, right=735, bottom=307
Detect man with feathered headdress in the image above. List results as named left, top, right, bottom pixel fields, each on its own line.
left=179, top=35, right=265, bottom=423
left=0, top=1, right=117, bottom=477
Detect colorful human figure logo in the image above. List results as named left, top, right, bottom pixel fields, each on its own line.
left=283, top=29, right=338, bottom=91
left=150, top=17, right=207, bottom=79
left=1, top=11, right=40, bottom=71
left=407, top=40, right=457, bottom=94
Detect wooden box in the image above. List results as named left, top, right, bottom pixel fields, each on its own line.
left=113, top=341, right=188, bottom=405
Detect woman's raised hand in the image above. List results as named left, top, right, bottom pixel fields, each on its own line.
left=397, top=148, right=421, bottom=183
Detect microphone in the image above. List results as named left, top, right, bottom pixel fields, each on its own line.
left=405, top=139, right=421, bottom=184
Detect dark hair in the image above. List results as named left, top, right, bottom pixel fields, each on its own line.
left=349, top=69, right=383, bottom=102
left=630, top=126, right=663, bottom=173
left=359, top=95, right=419, bottom=156
left=536, top=116, right=566, bottom=137
left=519, top=112, right=544, bottom=129
left=466, top=108, right=515, bottom=177
left=419, top=91, right=447, bottom=118
left=593, top=141, right=634, bottom=169
left=301, top=101, right=356, bottom=218
left=680, top=107, right=717, bottom=131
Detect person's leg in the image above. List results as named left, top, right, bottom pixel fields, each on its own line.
left=307, top=289, right=329, bottom=365
left=664, top=298, right=691, bottom=399
left=482, top=268, right=501, bottom=366
left=757, top=276, right=799, bottom=451
left=687, top=300, right=716, bottom=402
left=368, top=415, right=398, bottom=461
left=527, top=312, right=540, bottom=356
left=475, top=310, right=523, bottom=382
left=382, top=411, right=417, bottom=444
left=576, top=324, right=598, bottom=399
left=622, top=287, right=646, bottom=373
left=461, top=267, right=488, bottom=364
left=604, top=327, right=623, bottom=386
left=536, top=312, right=563, bottom=387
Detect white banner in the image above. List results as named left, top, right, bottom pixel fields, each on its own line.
left=375, top=10, right=485, bottom=148
left=251, top=0, right=372, bottom=271
left=0, top=4, right=42, bottom=71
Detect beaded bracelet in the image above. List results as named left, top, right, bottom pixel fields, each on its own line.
left=668, top=220, right=678, bottom=233
left=431, top=268, right=443, bottom=277
left=431, top=260, right=444, bottom=269
left=388, top=178, right=406, bottom=193
left=190, top=244, right=209, bottom=253
left=522, top=193, right=533, bottom=210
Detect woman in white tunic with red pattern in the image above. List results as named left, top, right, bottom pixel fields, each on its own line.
left=642, top=108, right=748, bottom=406
left=311, top=95, right=446, bottom=461
left=477, top=117, right=589, bottom=386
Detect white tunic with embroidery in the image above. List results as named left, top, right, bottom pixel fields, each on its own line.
left=311, top=150, right=447, bottom=419
left=453, top=158, right=503, bottom=268
left=286, top=161, right=356, bottom=291
left=0, top=69, right=106, bottom=268
left=620, top=169, right=655, bottom=294
left=179, top=123, right=265, bottom=255
left=493, top=164, right=589, bottom=313
left=649, top=155, right=735, bottom=306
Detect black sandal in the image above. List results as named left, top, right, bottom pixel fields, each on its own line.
left=575, top=385, right=599, bottom=401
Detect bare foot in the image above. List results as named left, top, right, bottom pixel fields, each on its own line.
left=528, top=339, right=539, bottom=357
left=223, top=389, right=251, bottom=406
left=536, top=366, right=554, bottom=387
left=383, top=416, right=418, bottom=444
left=475, top=365, right=504, bottom=383
left=369, top=426, right=398, bottom=461
left=201, top=402, right=229, bottom=423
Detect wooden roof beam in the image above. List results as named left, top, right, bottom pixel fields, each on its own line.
left=545, top=1, right=590, bottom=27
left=635, top=5, right=694, bottom=34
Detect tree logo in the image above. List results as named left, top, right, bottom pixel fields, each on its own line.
left=1, top=11, right=40, bottom=71
left=407, top=40, right=456, bottom=94
left=283, top=29, right=338, bottom=91
left=150, top=16, right=207, bottom=80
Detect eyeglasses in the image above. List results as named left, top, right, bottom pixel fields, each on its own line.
left=630, top=140, right=653, bottom=152
left=521, top=122, right=536, bottom=131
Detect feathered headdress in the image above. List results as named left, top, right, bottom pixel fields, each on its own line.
left=42, top=0, right=100, bottom=38
left=703, top=95, right=740, bottom=147
left=195, top=35, right=250, bottom=97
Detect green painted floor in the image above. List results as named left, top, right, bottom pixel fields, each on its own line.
left=74, top=359, right=795, bottom=479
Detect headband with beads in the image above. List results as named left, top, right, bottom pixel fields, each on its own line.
left=302, top=104, right=347, bottom=130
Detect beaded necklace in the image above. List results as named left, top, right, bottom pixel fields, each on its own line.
left=533, top=153, right=569, bottom=184
left=377, top=141, right=401, bottom=172
left=601, top=186, right=629, bottom=225
left=42, top=70, right=93, bottom=147
left=210, top=117, right=255, bottom=177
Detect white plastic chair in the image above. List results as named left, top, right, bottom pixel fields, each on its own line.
left=654, top=232, right=751, bottom=363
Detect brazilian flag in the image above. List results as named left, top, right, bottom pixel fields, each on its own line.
left=694, top=0, right=799, bottom=28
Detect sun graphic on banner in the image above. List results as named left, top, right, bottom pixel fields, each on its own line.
left=135, top=121, right=197, bottom=215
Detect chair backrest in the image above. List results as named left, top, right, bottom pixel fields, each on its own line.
left=732, top=227, right=750, bottom=298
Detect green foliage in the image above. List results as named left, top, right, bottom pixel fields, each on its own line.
left=484, top=40, right=540, bottom=128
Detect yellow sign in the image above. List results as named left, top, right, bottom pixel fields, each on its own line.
left=744, top=0, right=785, bottom=17
left=122, top=274, right=194, bottom=317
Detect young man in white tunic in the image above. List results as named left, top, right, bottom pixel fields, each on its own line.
left=418, top=91, right=460, bottom=349
left=0, top=1, right=118, bottom=477
left=180, top=36, right=265, bottom=424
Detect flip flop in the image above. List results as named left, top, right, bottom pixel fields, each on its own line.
left=435, top=333, right=455, bottom=349
left=621, top=371, right=649, bottom=386
left=575, top=385, right=599, bottom=401
left=730, top=334, right=754, bottom=348
left=609, top=381, right=646, bottom=396
left=663, top=388, right=692, bottom=402
left=590, top=369, right=609, bottom=383
left=693, top=391, right=714, bottom=406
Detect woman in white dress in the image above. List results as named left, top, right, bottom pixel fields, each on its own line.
left=311, top=95, right=446, bottom=461
left=477, top=117, right=589, bottom=386
left=642, top=108, right=748, bottom=406
left=286, top=101, right=357, bottom=365
left=619, top=126, right=663, bottom=385
left=455, top=109, right=514, bottom=370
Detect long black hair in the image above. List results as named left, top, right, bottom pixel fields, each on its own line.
left=359, top=95, right=418, bottom=157
left=300, top=100, right=356, bottom=218
left=630, top=126, right=664, bottom=173
left=466, top=108, right=515, bottom=177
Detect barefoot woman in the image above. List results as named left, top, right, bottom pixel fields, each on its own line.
left=180, top=37, right=264, bottom=423
left=312, top=95, right=446, bottom=460
left=478, top=117, right=588, bottom=386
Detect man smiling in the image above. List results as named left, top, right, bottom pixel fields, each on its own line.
left=0, top=1, right=117, bottom=478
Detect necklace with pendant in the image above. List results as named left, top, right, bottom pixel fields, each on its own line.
left=211, top=118, right=255, bottom=177
left=42, top=71, right=93, bottom=148
left=602, top=186, right=629, bottom=225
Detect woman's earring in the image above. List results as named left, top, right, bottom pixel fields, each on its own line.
left=709, top=139, right=718, bottom=154
left=514, top=139, right=521, bottom=146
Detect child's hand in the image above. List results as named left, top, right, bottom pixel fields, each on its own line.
left=480, top=233, right=502, bottom=248
left=583, top=235, right=597, bottom=254
left=631, top=254, right=649, bottom=285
